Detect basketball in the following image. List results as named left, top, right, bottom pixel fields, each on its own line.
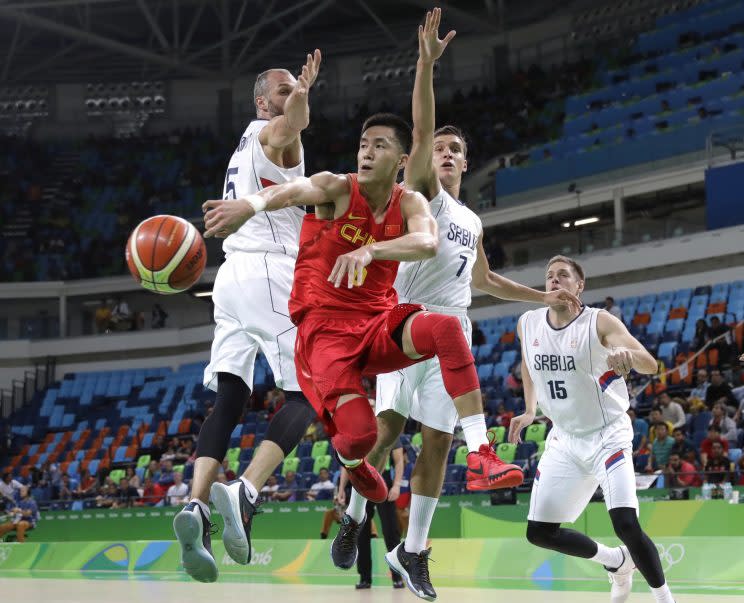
left=125, top=215, right=207, bottom=294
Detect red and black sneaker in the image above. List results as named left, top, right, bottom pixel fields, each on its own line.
left=346, top=459, right=388, bottom=503
left=466, top=435, right=524, bottom=491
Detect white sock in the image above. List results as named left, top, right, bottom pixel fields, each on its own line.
left=346, top=488, right=367, bottom=523
left=404, top=494, right=438, bottom=554
left=651, top=583, right=674, bottom=602
left=337, top=453, right=362, bottom=469
left=460, top=414, right=489, bottom=452
left=239, top=476, right=259, bottom=505
left=591, top=542, right=623, bottom=568
left=191, top=498, right=210, bottom=518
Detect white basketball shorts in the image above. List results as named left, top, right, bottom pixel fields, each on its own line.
left=203, top=251, right=299, bottom=392
left=375, top=305, right=471, bottom=434
left=528, top=413, right=638, bottom=524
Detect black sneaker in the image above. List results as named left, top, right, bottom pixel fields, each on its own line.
left=173, top=501, right=218, bottom=583
left=330, top=513, right=365, bottom=569
left=385, top=542, right=436, bottom=601
left=210, top=480, right=262, bottom=565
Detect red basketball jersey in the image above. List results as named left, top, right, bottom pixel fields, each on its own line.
left=289, top=174, right=406, bottom=323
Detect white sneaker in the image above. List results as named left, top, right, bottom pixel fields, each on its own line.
left=173, top=502, right=218, bottom=583
left=606, top=545, right=635, bottom=603
left=210, top=479, right=260, bottom=565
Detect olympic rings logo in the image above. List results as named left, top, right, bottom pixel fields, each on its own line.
left=655, top=543, right=685, bottom=572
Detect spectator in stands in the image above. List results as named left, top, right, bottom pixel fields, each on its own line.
left=158, top=459, right=175, bottom=487
left=691, top=319, right=710, bottom=352
left=702, top=441, right=733, bottom=499
left=0, top=486, right=39, bottom=542
left=505, top=364, right=523, bottom=396
left=173, top=438, right=194, bottom=464
left=260, top=475, right=280, bottom=499
left=124, top=466, right=140, bottom=489
left=493, top=402, right=514, bottom=428
left=109, top=296, right=132, bottom=331
left=664, top=452, right=701, bottom=488
left=55, top=474, right=74, bottom=503
left=95, top=299, right=112, bottom=334
left=670, top=428, right=696, bottom=464
left=658, top=392, right=686, bottom=430
left=471, top=322, right=486, bottom=346
left=274, top=471, right=300, bottom=502
left=700, top=425, right=729, bottom=466
left=95, top=483, right=116, bottom=508
left=1, top=472, right=21, bottom=509
left=137, top=477, right=165, bottom=506
left=115, top=477, right=140, bottom=508
left=151, top=303, right=168, bottom=329
left=74, top=469, right=97, bottom=500
left=149, top=435, right=166, bottom=462
left=709, top=402, right=737, bottom=443
left=306, top=468, right=335, bottom=501
left=145, top=460, right=161, bottom=482
left=166, top=472, right=189, bottom=506
left=646, top=423, right=674, bottom=471
left=706, top=369, right=737, bottom=410
left=737, top=455, right=744, bottom=486
left=628, top=408, right=649, bottom=457
left=648, top=407, right=674, bottom=443
left=708, top=316, right=733, bottom=364
left=604, top=296, right=622, bottom=320
left=221, top=458, right=236, bottom=482
left=689, top=368, right=710, bottom=403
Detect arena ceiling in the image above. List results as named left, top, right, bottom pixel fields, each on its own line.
left=0, top=0, right=572, bottom=83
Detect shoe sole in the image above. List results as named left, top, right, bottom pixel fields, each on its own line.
left=210, top=482, right=250, bottom=565
left=173, top=510, right=218, bottom=583
left=384, top=548, right=436, bottom=602
left=467, top=467, right=524, bottom=491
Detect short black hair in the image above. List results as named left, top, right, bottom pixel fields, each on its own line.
left=606, top=296, right=615, bottom=303
left=434, top=124, right=468, bottom=157
left=708, top=424, right=721, bottom=433
left=361, top=113, right=412, bottom=154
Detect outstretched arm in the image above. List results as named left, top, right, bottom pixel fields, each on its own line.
left=597, top=310, right=658, bottom=376
left=404, top=8, right=455, bottom=198
left=471, top=235, right=581, bottom=312
left=260, top=49, right=322, bottom=149
left=328, top=191, right=438, bottom=288
left=202, top=171, right=347, bottom=238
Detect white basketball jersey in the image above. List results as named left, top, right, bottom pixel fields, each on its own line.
left=395, top=188, right=482, bottom=309
left=520, top=307, right=630, bottom=436
left=221, top=119, right=305, bottom=257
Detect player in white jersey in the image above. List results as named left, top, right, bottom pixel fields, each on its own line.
left=330, top=10, right=580, bottom=601
left=173, top=51, right=323, bottom=583
left=511, top=255, right=676, bottom=603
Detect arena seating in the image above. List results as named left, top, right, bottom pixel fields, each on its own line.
left=496, top=0, right=744, bottom=196
left=2, top=279, right=743, bottom=503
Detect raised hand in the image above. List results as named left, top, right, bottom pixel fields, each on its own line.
left=418, top=7, right=456, bottom=65
left=295, top=49, right=322, bottom=95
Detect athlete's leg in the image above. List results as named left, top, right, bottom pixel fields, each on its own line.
left=191, top=372, right=249, bottom=505
left=405, top=425, right=451, bottom=553
left=609, top=508, right=669, bottom=590
left=345, top=410, right=406, bottom=524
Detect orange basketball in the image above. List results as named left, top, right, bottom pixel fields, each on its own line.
left=125, top=215, right=207, bottom=294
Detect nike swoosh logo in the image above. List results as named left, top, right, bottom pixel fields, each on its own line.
left=469, top=465, right=484, bottom=475
left=348, top=213, right=365, bottom=221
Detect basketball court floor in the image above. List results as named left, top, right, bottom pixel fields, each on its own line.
left=1, top=578, right=738, bottom=602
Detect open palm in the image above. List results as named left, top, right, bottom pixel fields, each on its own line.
left=418, top=7, right=456, bottom=64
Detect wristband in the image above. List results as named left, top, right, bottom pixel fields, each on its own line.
left=247, top=196, right=267, bottom=213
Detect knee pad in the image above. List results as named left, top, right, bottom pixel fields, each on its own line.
left=331, top=396, right=377, bottom=460
left=410, top=312, right=479, bottom=399
left=265, top=391, right=317, bottom=456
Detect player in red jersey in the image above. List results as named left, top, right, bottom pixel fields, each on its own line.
left=202, top=113, right=523, bottom=510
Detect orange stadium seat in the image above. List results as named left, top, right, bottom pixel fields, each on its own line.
left=633, top=313, right=651, bottom=325
left=706, top=302, right=726, bottom=314
left=240, top=434, right=255, bottom=449
left=668, top=307, right=687, bottom=319
left=500, top=331, right=515, bottom=344
left=178, top=419, right=191, bottom=434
